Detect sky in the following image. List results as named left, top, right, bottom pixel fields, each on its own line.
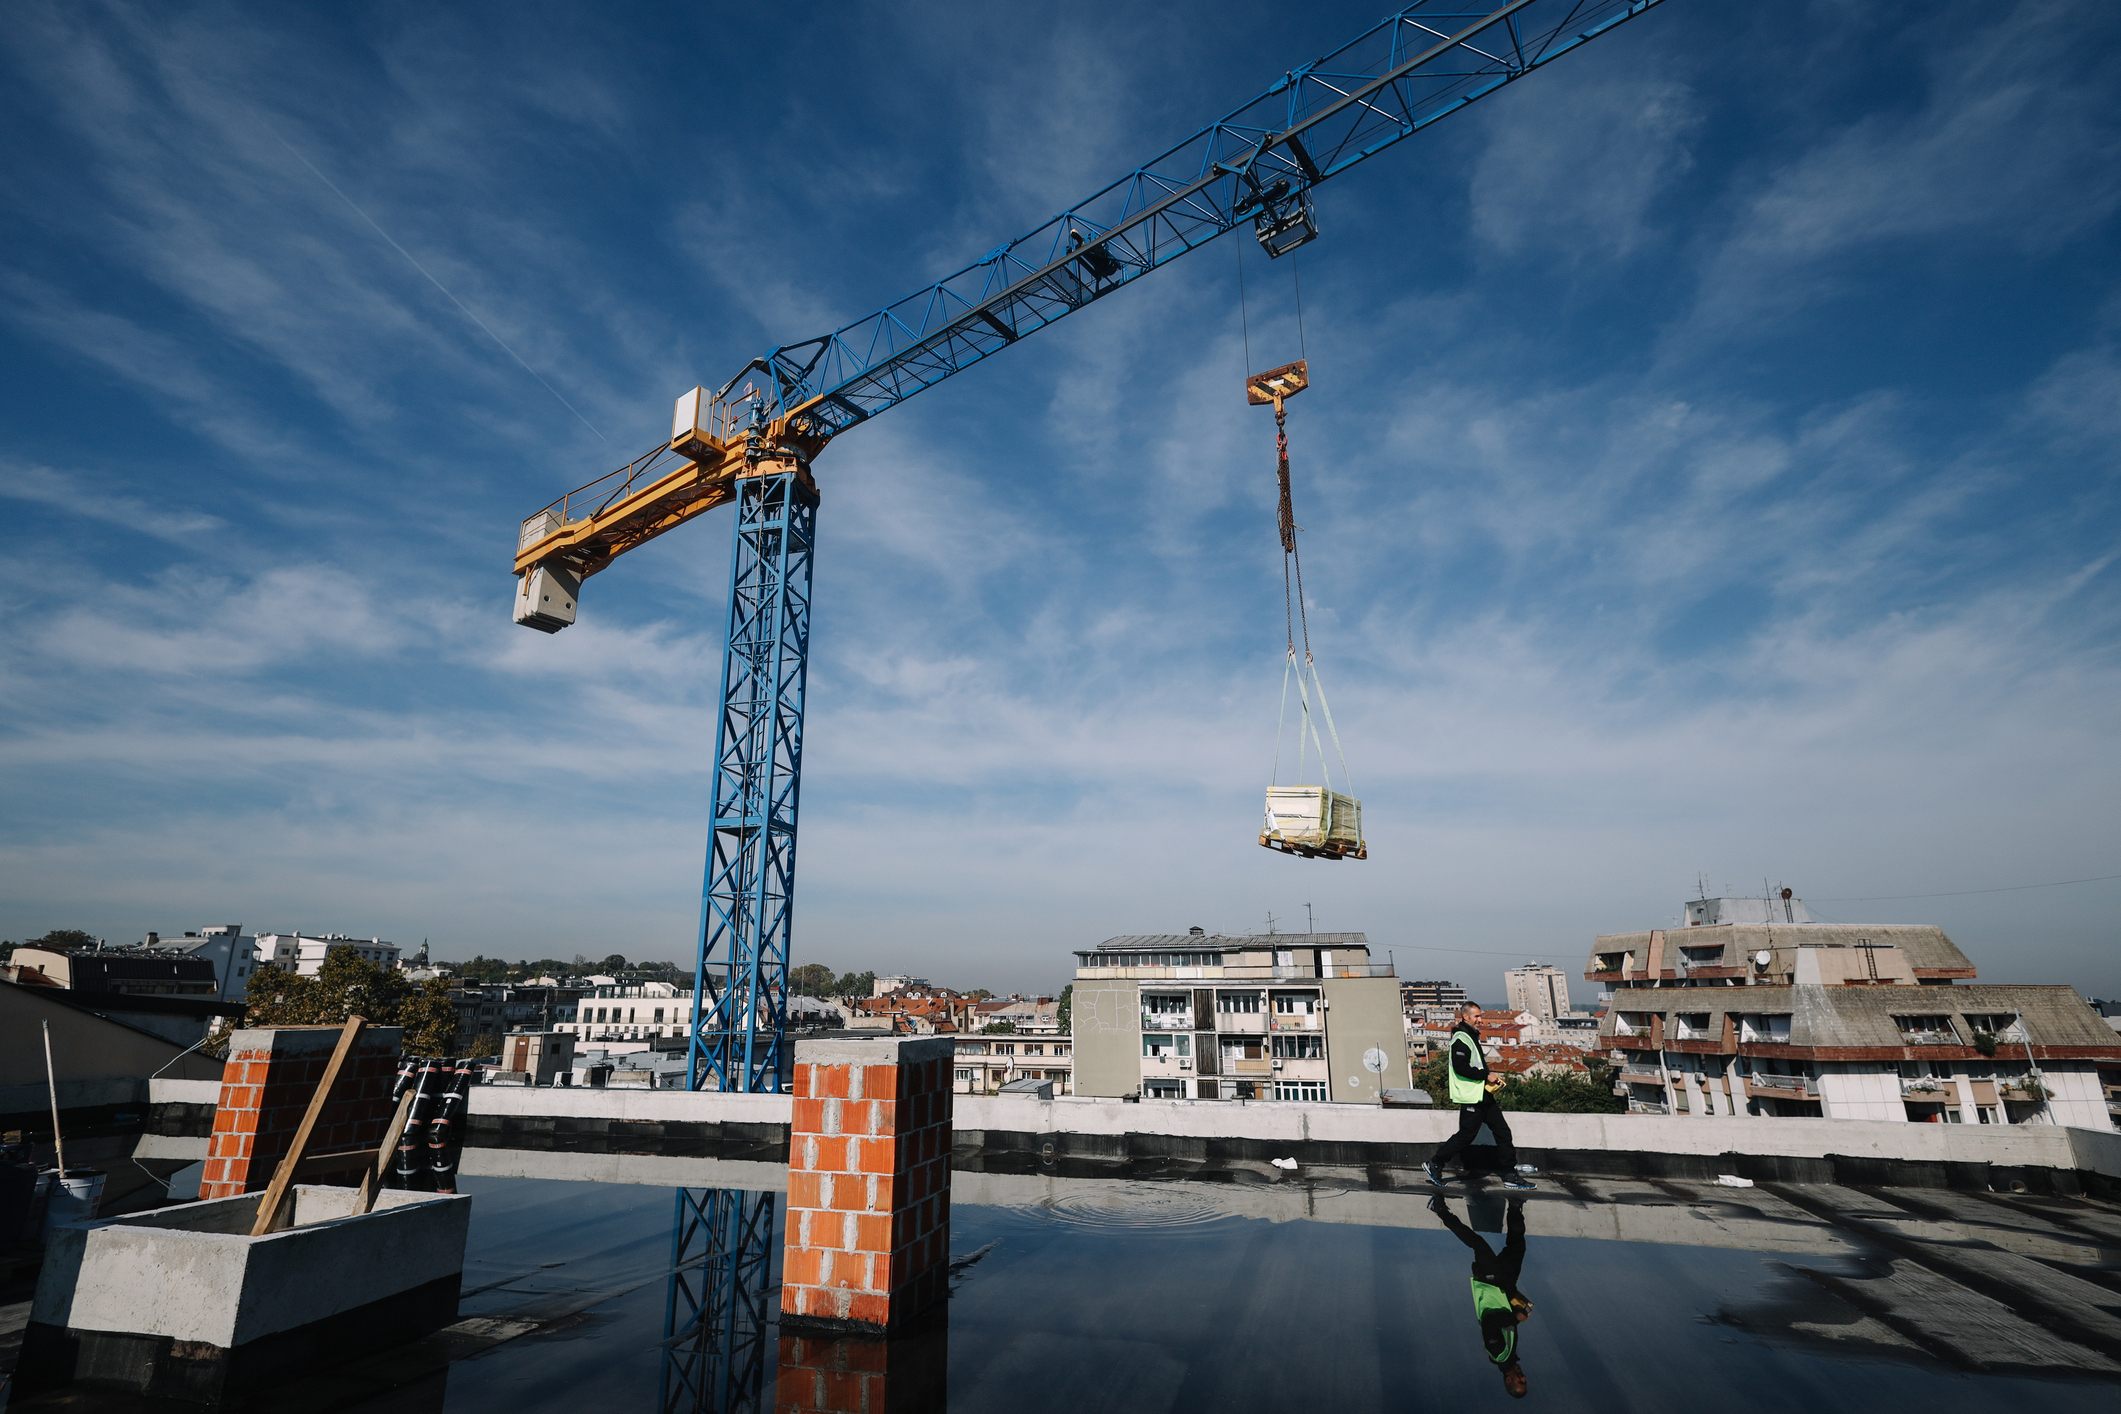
left=3, top=0, right=2118, bottom=1004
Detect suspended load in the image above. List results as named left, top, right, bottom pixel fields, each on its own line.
left=1248, top=358, right=1366, bottom=861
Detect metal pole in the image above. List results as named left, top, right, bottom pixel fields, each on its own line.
left=43, top=1020, right=68, bottom=1176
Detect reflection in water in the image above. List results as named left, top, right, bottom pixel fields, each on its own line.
left=777, top=1313, right=949, bottom=1414
left=1431, top=1192, right=1534, bottom=1400
left=656, top=1188, right=951, bottom=1414
left=661, top=1188, right=779, bottom=1414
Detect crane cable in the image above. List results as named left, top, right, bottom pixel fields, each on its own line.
left=1244, top=248, right=1352, bottom=802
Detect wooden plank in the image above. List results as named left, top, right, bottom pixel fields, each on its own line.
left=357, top=1086, right=419, bottom=1215
left=249, top=1017, right=367, bottom=1237
left=292, top=1147, right=380, bottom=1179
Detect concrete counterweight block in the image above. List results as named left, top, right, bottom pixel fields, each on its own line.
left=202, top=1024, right=406, bottom=1199
left=782, top=1036, right=955, bottom=1333
left=18, top=1185, right=470, bottom=1402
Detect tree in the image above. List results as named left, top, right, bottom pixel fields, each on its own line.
left=832, top=970, right=876, bottom=998
left=1056, top=984, right=1073, bottom=1033
left=789, top=963, right=835, bottom=997
left=28, top=929, right=98, bottom=951
left=981, top=1021, right=1016, bottom=1035
left=244, top=948, right=468, bottom=1057
left=965, top=989, right=995, bottom=1001
left=459, top=954, right=510, bottom=983
left=398, top=978, right=461, bottom=1056
left=601, top=953, right=628, bottom=972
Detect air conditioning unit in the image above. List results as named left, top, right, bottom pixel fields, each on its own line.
left=1273, top=1058, right=1285, bottom=1070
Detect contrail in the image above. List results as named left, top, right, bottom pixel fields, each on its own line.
left=274, top=134, right=605, bottom=441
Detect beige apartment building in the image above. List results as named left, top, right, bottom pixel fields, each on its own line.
left=1070, top=930, right=1411, bottom=1101
left=1587, top=893, right=2119, bottom=1127
left=1504, top=962, right=1572, bottom=1020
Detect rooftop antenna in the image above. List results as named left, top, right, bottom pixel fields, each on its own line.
left=1265, top=911, right=1279, bottom=935
left=1305, top=902, right=1315, bottom=934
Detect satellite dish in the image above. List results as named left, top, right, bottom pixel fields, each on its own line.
left=1363, top=1046, right=1388, bottom=1074
left=1754, top=950, right=1772, bottom=967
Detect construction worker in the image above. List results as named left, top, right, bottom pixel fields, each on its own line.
left=1426, top=1002, right=1534, bottom=1189
left=1431, top=1192, right=1533, bottom=1399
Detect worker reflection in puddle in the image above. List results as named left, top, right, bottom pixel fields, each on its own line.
left=1431, top=1192, right=1532, bottom=1399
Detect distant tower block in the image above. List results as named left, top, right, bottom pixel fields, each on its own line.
left=782, top=1037, right=955, bottom=1332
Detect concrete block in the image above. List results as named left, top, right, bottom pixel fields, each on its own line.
left=18, top=1184, right=469, bottom=1401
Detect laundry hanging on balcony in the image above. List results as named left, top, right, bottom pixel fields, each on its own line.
left=1248, top=359, right=1365, bottom=862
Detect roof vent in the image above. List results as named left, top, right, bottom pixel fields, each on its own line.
left=1189, top=926, right=1205, bottom=935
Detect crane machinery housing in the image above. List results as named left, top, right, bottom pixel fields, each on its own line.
left=509, top=0, right=1673, bottom=1096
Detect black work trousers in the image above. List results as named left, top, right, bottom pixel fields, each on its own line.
left=1432, top=1096, right=1517, bottom=1172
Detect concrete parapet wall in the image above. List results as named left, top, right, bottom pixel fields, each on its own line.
left=154, top=1082, right=2117, bottom=1190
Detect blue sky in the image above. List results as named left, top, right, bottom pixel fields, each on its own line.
left=3, top=0, right=2118, bottom=1002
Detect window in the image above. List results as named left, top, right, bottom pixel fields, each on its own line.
left=1024, top=1044, right=1044, bottom=1056
left=1893, top=1015, right=1959, bottom=1045
left=1272, top=992, right=1318, bottom=1015
left=1142, top=1034, right=1191, bottom=1058
left=1145, top=1082, right=1186, bottom=1099
left=955, top=1069, right=972, bottom=1081
left=1673, top=1013, right=1714, bottom=1040
left=654, top=1008, right=665, bottom=1023
left=1737, top=1014, right=1790, bottom=1043
left=1963, top=1012, right=2023, bottom=1040
left=1274, top=1081, right=1327, bottom=1101
left=1218, top=994, right=1261, bottom=1014
left=1145, top=994, right=1189, bottom=1014
left=1271, top=1035, right=1323, bottom=1059
left=995, top=1044, right=1015, bottom=1056
left=1044, top=1070, right=1067, bottom=1081
left=1055, top=1044, right=1070, bottom=1056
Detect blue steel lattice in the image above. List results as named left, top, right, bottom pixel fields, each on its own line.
left=689, top=470, right=816, bottom=1094
left=661, top=1187, right=777, bottom=1414
left=716, top=0, right=1671, bottom=438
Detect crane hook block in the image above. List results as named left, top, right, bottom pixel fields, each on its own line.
left=1246, top=359, right=1309, bottom=407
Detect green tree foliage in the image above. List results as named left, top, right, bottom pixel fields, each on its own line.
left=243, top=948, right=462, bottom=1056
left=788, top=963, right=835, bottom=997
left=1413, top=1052, right=1624, bottom=1114
left=832, top=970, right=876, bottom=998
left=601, top=953, right=628, bottom=972
left=1056, top=984, right=1072, bottom=1033
left=459, top=954, right=511, bottom=983
left=28, top=929, right=98, bottom=951
left=965, top=989, right=995, bottom=1001
left=981, top=1021, right=1016, bottom=1035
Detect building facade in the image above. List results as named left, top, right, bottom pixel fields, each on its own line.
left=1400, top=979, right=1470, bottom=1010
left=1586, top=894, right=2119, bottom=1127
left=255, top=932, right=402, bottom=977
left=954, top=1035, right=1074, bottom=1095
left=1504, top=962, right=1572, bottom=1021
left=1071, top=930, right=1411, bottom=1101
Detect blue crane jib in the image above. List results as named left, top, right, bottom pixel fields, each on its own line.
left=745, top=0, right=1671, bottom=442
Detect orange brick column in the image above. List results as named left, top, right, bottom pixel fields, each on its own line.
left=781, top=1036, right=955, bottom=1333
left=200, top=1024, right=404, bottom=1199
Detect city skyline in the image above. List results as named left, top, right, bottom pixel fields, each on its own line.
left=3, top=2, right=2119, bottom=999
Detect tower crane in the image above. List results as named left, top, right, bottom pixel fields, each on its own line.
left=510, top=0, right=1672, bottom=1094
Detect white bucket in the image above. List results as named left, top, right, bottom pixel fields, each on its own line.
left=42, top=1169, right=107, bottom=1234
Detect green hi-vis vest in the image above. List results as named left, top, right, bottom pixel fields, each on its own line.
left=1448, top=1028, right=1487, bottom=1105
left=1471, top=1277, right=1517, bottom=1366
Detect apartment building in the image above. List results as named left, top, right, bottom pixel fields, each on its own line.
left=553, top=981, right=696, bottom=1045
left=954, top=1035, right=1073, bottom=1095
left=255, top=932, right=401, bottom=976
left=1586, top=894, right=2120, bottom=1126
left=1071, top=930, right=1411, bottom=1101
left=1504, top=962, right=1572, bottom=1021
left=1400, top=979, right=1470, bottom=1010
